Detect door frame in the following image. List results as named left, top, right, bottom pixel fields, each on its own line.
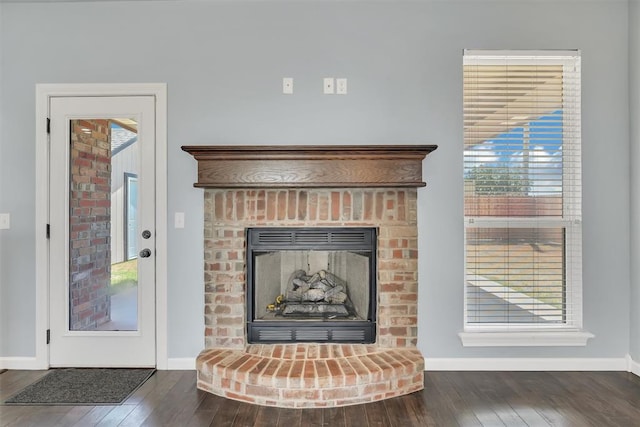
left=35, top=83, right=168, bottom=369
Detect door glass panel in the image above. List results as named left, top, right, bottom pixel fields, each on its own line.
left=69, top=119, right=139, bottom=331
left=126, top=174, right=139, bottom=261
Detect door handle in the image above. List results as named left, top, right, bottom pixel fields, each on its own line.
left=139, top=248, right=152, bottom=258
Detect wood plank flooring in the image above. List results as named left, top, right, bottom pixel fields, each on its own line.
left=1, top=370, right=640, bottom=426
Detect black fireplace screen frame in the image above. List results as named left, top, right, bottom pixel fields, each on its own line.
left=246, top=227, right=377, bottom=344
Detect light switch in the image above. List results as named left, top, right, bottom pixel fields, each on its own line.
left=337, top=78, right=347, bottom=95
left=0, top=213, right=10, bottom=230
left=175, top=212, right=185, bottom=229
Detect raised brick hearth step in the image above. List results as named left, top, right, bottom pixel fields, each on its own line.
left=196, top=344, right=425, bottom=408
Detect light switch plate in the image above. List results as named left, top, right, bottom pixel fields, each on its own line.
left=0, top=213, right=10, bottom=230
left=336, top=78, right=347, bottom=94
left=175, top=212, right=185, bottom=229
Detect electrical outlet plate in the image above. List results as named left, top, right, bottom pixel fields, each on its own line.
left=323, top=77, right=335, bottom=94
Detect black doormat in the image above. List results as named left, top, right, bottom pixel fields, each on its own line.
left=4, top=368, right=155, bottom=405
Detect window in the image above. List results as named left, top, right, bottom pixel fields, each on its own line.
left=462, top=50, right=591, bottom=345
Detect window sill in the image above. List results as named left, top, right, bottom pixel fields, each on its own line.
left=459, top=330, right=594, bottom=347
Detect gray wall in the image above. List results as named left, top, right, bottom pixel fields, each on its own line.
left=0, top=0, right=632, bottom=361
left=630, top=0, right=640, bottom=362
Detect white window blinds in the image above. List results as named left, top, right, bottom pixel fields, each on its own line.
left=463, top=50, right=582, bottom=328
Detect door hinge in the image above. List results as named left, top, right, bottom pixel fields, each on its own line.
left=46, top=224, right=50, bottom=239
left=46, top=329, right=50, bottom=344
left=46, top=118, right=51, bottom=134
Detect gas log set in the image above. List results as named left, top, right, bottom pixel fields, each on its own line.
left=267, top=269, right=353, bottom=318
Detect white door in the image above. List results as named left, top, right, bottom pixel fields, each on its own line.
left=49, top=96, right=156, bottom=367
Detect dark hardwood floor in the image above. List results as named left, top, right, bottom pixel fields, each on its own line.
left=1, top=369, right=640, bottom=426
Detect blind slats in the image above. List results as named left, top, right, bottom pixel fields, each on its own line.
left=463, top=52, right=582, bottom=328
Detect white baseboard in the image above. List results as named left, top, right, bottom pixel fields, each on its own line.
left=2, top=355, right=632, bottom=374
left=0, top=356, right=195, bottom=370
left=0, top=357, right=43, bottom=370
left=166, top=357, right=196, bottom=370
left=163, top=356, right=639, bottom=373
left=425, top=357, right=629, bottom=371
left=628, top=355, right=640, bottom=377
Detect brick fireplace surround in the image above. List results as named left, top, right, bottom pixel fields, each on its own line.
left=183, top=145, right=436, bottom=408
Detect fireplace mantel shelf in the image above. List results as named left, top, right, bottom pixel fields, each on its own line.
left=181, top=145, right=437, bottom=188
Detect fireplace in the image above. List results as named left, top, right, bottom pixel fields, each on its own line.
left=183, top=145, right=436, bottom=408
left=247, top=227, right=377, bottom=344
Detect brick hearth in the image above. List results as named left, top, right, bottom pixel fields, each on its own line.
left=197, top=344, right=424, bottom=408
left=184, top=145, right=436, bottom=408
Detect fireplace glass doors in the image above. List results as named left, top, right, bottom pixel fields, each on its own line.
left=246, top=227, right=377, bottom=344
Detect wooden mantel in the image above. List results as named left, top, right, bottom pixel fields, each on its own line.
left=181, top=145, right=437, bottom=188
